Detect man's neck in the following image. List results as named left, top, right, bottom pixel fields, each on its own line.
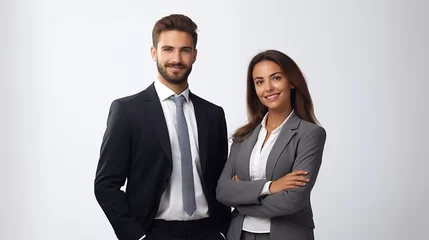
left=157, top=75, right=188, bottom=95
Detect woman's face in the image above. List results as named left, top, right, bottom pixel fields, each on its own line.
left=252, top=60, right=294, bottom=112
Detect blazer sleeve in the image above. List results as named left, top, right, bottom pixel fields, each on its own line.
left=216, top=108, right=232, bottom=236
left=94, top=100, right=146, bottom=240
left=237, top=126, right=327, bottom=218
left=216, top=141, right=268, bottom=208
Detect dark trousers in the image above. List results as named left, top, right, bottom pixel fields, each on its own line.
left=148, top=218, right=223, bottom=240
left=240, top=231, right=270, bottom=240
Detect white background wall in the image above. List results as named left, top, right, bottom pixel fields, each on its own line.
left=1, top=0, right=428, bottom=239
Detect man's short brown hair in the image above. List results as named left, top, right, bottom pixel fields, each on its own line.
left=152, top=14, right=198, bottom=48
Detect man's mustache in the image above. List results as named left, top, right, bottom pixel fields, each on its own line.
left=166, top=62, right=186, bottom=68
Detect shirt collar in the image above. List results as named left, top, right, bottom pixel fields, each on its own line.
left=261, top=109, right=295, bottom=134
left=154, top=78, right=190, bottom=102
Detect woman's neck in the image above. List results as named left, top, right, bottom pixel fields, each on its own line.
left=265, top=107, right=293, bottom=131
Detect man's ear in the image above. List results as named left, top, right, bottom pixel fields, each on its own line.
left=151, top=47, right=157, bottom=61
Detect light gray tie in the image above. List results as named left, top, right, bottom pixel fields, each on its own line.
left=171, top=95, right=196, bottom=216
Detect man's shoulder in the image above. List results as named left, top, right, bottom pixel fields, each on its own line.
left=190, top=93, right=223, bottom=113
left=113, top=84, right=153, bottom=105
left=114, top=92, right=141, bottom=104
left=108, top=84, right=154, bottom=113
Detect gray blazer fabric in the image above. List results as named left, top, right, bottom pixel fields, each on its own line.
left=216, top=112, right=327, bottom=240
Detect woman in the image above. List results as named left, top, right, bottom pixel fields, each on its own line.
left=216, top=50, right=326, bottom=240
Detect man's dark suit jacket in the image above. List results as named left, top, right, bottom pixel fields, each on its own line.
left=94, top=83, right=230, bottom=240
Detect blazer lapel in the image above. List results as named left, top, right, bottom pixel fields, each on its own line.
left=145, top=83, right=172, bottom=163
left=238, top=125, right=262, bottom=181
left=190, top=92, right=209, bottom=175
left=266, top=112, right=301, bottom=180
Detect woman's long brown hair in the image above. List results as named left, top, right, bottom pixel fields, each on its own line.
left=232, top=50, right=319, bottom=142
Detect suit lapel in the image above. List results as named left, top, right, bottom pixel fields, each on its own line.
left=190, top=92, right=209, bottom=175
left=145, top=83, right=172, bottom=163
left=265, top=112, right=301, bottom=180
left=239, top=125, right=262, bottom=181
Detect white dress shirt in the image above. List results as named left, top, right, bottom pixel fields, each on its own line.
left=154, top=79, right=210, bottom=221
left=242, top=110, right=294, bottom=233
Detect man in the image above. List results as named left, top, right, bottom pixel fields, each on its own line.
left=95, top=14, right=230, bottom=240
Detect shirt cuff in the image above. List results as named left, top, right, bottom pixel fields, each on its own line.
left=220, top=232, right=226, bottom=240
left=259, top=181, right=272, bottom=196
left=139, top=234, right=146, bottom=240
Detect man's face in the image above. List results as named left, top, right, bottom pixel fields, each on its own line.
left=151, top=30, right=197, bottom=85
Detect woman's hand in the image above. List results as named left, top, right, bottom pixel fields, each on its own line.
left=269, top=170, right=309, bottom=194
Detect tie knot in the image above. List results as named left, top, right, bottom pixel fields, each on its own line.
left=171, top=95, right=186, bottom=107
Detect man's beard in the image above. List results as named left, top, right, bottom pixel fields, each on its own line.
left=157, top=60, right=193, bottom=85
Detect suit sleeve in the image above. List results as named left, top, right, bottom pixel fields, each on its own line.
left=215, top=108, right=232, bottom=236
left=94, top=100, right=146, bottom=240
left=216, top=138, right=267, bottom=208
left=237, top=126, right=327, bottom=218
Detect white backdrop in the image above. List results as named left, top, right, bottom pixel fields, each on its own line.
left=1, top=0, right=428, bottom=239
